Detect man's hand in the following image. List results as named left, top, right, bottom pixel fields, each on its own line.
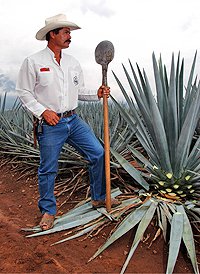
left=97, top=85, right=110, bottom=99
left=42, top=109, right=60, bottom=125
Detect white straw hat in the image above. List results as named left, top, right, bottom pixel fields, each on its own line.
left=36, top=14, right=81, bottom=40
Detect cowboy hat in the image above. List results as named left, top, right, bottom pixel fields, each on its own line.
left=36, top=14, right=81, bottom=41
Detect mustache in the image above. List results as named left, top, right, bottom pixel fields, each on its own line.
left=65, top=39, right=71, bottom=43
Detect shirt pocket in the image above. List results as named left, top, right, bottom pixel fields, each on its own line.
left=38, top=70, right=53, bottom=86
left=70, top=70, right=79, bottom=87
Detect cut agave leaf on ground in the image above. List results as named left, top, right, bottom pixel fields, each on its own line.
left=59, top=187, right=122, bottom=219
left=26, top=210, right=102, bottom=238
left=96, top=208, right=117, bottom=221
left=24, top=188, right=122, bottom=236
left=51, top=223, right=100, bottom=246
left=52, top=197, right=142, bottom=246
left=89, top=199, right=152, bottom=262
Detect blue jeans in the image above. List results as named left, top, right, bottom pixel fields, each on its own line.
left=37, top=114, right=106, bottom=215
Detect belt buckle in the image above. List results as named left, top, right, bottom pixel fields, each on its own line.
left=60, top=112, right=64, bottom=118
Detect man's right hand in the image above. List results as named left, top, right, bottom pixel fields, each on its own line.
left=42, top=110, right=60, bottom=125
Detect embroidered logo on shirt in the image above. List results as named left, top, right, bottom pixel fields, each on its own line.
left=73, top=76, right=78, bottom=86
left=40, top=67, right=50, bottom=72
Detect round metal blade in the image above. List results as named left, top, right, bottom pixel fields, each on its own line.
left=95, top=40, right=114, bottom=66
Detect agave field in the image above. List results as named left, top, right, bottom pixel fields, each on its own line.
left=0, top=52, right=200, bottom=274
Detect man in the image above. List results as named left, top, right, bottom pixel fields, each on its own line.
left=16, top=14, right=120, bottom=231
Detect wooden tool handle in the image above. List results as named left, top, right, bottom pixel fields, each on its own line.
left=102, top=66, right=111, bottom=212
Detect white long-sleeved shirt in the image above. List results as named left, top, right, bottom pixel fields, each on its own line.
left=16, top=47, right=99, bottom=118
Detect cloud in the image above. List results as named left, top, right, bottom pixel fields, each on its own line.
left=80, top=0, right=115, bottom=17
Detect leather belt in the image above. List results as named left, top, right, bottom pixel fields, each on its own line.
left=57, top=109, right=76, bottom=118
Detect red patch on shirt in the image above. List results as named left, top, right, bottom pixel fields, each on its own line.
left=40, top=67, right=50, bottom=72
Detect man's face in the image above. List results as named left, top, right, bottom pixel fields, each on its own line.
left=51, top=27, right=71, bottom=49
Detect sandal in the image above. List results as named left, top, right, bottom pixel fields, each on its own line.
left=39, top=213, right=55, bottom=231
left=92, top=198, right=121, bottom=209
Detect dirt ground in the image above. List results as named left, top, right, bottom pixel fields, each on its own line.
left=0, top=158, right=199, bottom=274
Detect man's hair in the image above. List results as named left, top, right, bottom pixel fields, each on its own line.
left=46, top=27, right=63, bottom=41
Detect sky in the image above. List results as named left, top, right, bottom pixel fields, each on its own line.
left=1, top=0, right=200, bottom=102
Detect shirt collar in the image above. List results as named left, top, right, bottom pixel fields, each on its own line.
left=46, top=46, right=63, bottom=60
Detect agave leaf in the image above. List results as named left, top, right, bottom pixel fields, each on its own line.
left=175, top=84, right=200, bottom=176
left=110, top=96, right=137, bottom=132
left=177, top=57, right=184, bottom=132
left=112, top=70, right=136, bottom=115
left=158, top=204, right=167, bottom=242
left=166, top=54, right=178, bottom=170
left=152, top=52, right=165, bottom=120
left=27, top=210, right=102, bottom=238
left=159, top=202, right=173, bottom=223
left=0, top=113, right=15, bottom=132
left=110, top=96, right=160, bottom=166
left=120, top=199, right=158, bottom=274
left=129, top=60, right=149, bottom=107
left=177, top=205, right=199, bottom=274
left=89, top=199, right=152, bottom=262
left=136, top=63, right=149, bottom=96
left=113, top=197, right=142, bottom=221
left=127, top=145, right=168, bottom=181
left=51, top=222, right=100, bottom=246
left=191, top=208, right=200, bottom=215
left=189, top=210, right=200, bottom=223
left=1, top=91, right=7, bottom=113
left=166, top=211, right=183, bottom=274
left=112, top=125, right=134, bottom=152
left=158, top=56, right=169, bottom=114
left=143, top=69, right=172, bottom=172
left=183, top=51, right=197, bottom=119
left=167, top=203, right=177, bottom=214
left=110, top=147, right=149, bottom=191
left=127, top=145, right=153, bottom=170
left=121, top=65, right=152, bottom=120
left=8, top=130, right=34, bottom=145
left=186, top=136, right=200, bottom=170
left=192, top=162, right=200, bottom=174
left=0, top=129, right=18, bottom=144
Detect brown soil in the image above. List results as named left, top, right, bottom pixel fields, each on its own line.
left=0, top=159, right=199, bottom=274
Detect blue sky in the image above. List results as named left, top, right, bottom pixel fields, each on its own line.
left=1, top=0, right=200, bottom=101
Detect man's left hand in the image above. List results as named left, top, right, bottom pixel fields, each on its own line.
left=97, top=85, right=110, bottom=99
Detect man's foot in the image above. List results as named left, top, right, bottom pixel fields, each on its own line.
left=92, top=198, right=121, bottom=209
left=39, top=213, right=55, bottom=231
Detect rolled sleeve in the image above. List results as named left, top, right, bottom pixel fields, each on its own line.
left=77, top=69, right=99, bottom=101
left=78, top=88, right=99, bottom=101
